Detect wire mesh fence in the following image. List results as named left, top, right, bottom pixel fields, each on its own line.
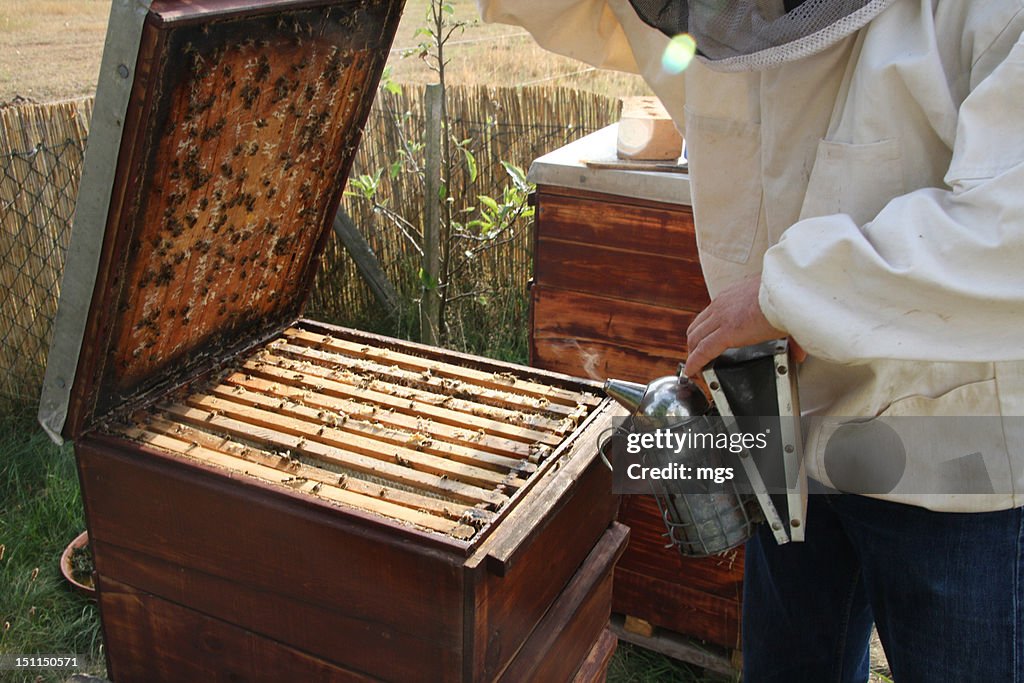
left=0, top=86, right=618, bottom=407
left=0, top=98, right=92, bottom=405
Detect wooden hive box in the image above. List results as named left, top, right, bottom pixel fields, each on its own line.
left=527, top=127, right=744, bottom=665
left=38, top=2, right=626, bottom=680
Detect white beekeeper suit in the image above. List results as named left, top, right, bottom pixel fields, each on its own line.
left=478, top=0, right=1024, bottom=512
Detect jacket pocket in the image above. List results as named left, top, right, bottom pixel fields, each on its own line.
left=800, top=138, right=903, bottom=226
left=683, top=108, right=763, bottom=264
left=879, top=377, right=999, bottom=417
left=809, top=377, right=1007, bottom=500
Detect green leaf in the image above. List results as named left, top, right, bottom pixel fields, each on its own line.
left=417, top=267, right=439, bottom=290
left=463, top=149, right=478, bottom=183
left=477, top=195, right=500, bottom=214
left=501, top=161, right=532, bottom=193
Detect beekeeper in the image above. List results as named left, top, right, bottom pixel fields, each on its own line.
left=477, top=0, right=1024, bottom=679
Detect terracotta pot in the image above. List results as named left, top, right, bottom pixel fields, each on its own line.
left=60, top=530, right=96, bottom=598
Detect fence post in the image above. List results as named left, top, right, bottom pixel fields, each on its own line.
left=332, top=207, right=400, bottom=317
left=421, top=83, right=442, bottom=346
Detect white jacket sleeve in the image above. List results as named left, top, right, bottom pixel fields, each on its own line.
left=476, top=0, right=685, bottom=121
left=477, top=0, right=644, bottom=72
left=759, top=30, right=1024, bottom=365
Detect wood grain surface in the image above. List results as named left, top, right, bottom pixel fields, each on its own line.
left=67, top=0, right=403, bottom=436
left=78, top=330, right=618, bottom=681
left=98, top=577, right=377, bottom=682
left=530, top=184, right=744, bottom=651
left=497, top=523, right=628, bottom=682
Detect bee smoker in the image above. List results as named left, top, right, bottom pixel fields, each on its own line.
left=604, top=339, right=805, bottom=556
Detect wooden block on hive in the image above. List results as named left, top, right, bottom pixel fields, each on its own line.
left=623, top=615, right=655, bottom=638
left=617, top=96, right=683, bottom=161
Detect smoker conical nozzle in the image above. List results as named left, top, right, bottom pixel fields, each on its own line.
left=602, top=379, right=647, bottom=414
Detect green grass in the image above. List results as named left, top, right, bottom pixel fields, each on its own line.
left=0, top=408, right=105, bottom=682
left=609, top=642, right=731, bottom=682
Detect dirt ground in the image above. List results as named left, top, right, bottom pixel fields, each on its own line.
left=870, top=631, right=894, bottom=682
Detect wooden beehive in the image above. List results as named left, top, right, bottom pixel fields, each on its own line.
left=39, top=2, right=625, bottom=680
left=527, top=128, right=744, bottom=665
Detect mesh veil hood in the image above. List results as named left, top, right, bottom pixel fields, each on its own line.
left=629, top=0, right=895, bottom=71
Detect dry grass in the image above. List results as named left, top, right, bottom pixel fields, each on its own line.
left=390, top=0, right=651, bottom=96
left=0, top=0, right=109, bottom=102
left=0, top=0, right=651, bottom=104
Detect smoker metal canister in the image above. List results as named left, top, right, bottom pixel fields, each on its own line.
left=605, top=375, right=758, bottom=557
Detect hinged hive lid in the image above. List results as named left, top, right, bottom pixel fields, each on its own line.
left=39, top=0, right=404, bottom=441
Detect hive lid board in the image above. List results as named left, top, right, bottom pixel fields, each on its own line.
left=526, top=124, right=692, bottom=206
left=39, top=0, right=405, bottom=441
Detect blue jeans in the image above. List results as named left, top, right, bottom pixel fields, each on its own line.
left=742, top=493, right=1024, bottom=682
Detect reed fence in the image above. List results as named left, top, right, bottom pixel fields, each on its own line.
left=0, top=98, right=93, bottom=403
left=0, top=86, right=618, bottom=405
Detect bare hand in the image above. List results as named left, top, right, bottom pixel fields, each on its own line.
left=684, top=276, right=792, bottom=377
